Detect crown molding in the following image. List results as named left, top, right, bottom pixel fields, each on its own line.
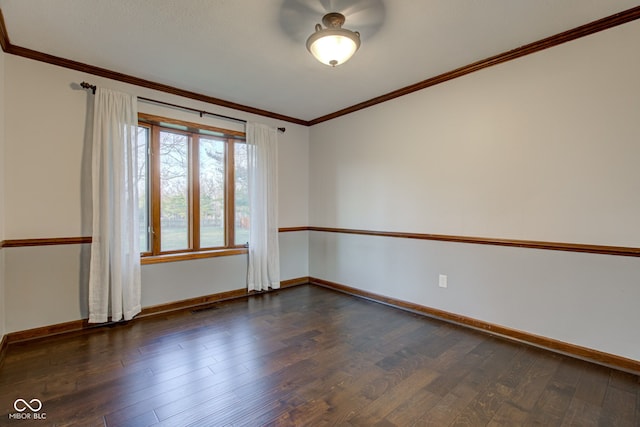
left=0, top=9, right=9, bottom=52
left=0, top=8, right=307, bottom=126
left=1, top=6, right=640, bottom=126
left=308, top=5, right=640, bottom=125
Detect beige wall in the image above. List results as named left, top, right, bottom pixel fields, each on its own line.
left=309, top=20, right=640, bottom=360
left=0, top=46, right=6, bottom=339
left=310, top=21, right=640, bottom=246
left=2, top=55, right=309, bottom=332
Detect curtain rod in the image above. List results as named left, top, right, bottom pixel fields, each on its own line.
left=80, top=82, right=285, bottom=133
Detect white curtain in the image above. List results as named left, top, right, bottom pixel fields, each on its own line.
left=88, top=88, right=141, bottom=323
left=247, top=122, right=280, bottom=291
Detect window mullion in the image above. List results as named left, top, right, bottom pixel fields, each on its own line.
left=150, top=125, right=161, bottom=255
left=226, top=138, right=235, bottom=248
left=191, top=134, right=200, bottom=251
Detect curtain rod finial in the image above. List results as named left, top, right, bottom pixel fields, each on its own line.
left=278, top=127, right=286, bottom=133
left=80, top=81, right=97, bottom=94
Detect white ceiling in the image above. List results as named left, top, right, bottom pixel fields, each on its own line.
left=1, top=0, right=639, bottom=122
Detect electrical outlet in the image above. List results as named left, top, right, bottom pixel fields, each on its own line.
left=438, top=274, right=448, bottom=288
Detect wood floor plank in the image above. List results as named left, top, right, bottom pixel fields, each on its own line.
left=525, top=381, right=574, bottom=426
left=572, top=363, right=610, bottom=406
left=415, top=382, right=480, bottom=425
left=271, top=397, right=332, bottom=426
left=350, top=364, right=439, bottom=425
left=383, top=386, right=442, bottom=426
left=308, top=372, right=380, bottom=425
left=42, top=366, right=214, bottom=425
left=0, top=284, right=638, bottom=426
left=451, top=379, right=513, bottom=425
left=505, top=351, right=560, bottom=413
left=560, top=396, right=602, bottom=427
left=608, top=368, right=640, bottom=393
left=487, top=401, right=529, bottom=426
left=104, top=368, right=222, bottom=425
left=423, top=349, right=484, bottom=397
left=456, top=346, right=540, bottom=426
left=598, top=382, right=637, bottom=426
left=160, top=358, right=317, bottom=426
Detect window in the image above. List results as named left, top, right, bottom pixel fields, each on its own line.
left=137, top=114, right=248, bottom=262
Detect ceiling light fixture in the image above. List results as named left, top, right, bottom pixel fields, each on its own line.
left=306, top=12, right=360, bottom=67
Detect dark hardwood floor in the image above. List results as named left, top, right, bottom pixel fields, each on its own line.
left=1, top=284, right=638, bottom=426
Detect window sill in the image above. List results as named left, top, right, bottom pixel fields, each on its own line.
left=141, top=248, right=248, bottom=265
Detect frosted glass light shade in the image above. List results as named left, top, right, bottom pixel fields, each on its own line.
left=306, top=13, right=360, bottom=67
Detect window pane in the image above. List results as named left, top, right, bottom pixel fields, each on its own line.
left=137, top=126, right=150, bottom=252
left=199, top=138, right=225, bottom=248
left=160, top=131, right=189, bottom=251
left=234, top=141, right=249, bottom=246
